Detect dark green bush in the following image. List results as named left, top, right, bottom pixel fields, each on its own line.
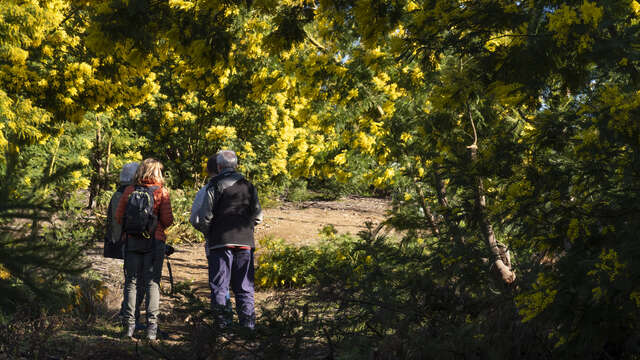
left=253, top=226, right=552, bottom=359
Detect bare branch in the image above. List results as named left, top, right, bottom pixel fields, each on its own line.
left=305, top=30, right=327, bottom=52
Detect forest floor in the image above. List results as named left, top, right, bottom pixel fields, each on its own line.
left=54, top=196, right=390, bottom=359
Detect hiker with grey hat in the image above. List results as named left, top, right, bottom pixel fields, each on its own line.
left=196, top=150, right=263, bottom=329
left=103, top=162, right=145, bottom=330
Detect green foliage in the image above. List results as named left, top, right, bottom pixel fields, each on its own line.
left=70, top=271, right=110, bottom=322
left=164, top=187, right=204, bottom=245
left=249, top=226, right=550, bottom=358
left=0, top=184, right=90, bottom=317
left=256, top=234, right=367, bottom=289
left=283, top=179, right=315, bottom=202
left=318, top=224, right=338, bottom=238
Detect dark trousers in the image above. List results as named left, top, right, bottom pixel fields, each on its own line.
left=208, top=248, right=255, bottom=326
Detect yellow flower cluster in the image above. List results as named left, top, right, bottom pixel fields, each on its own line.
left=547, top=1, right=603, bottom=52
left=371, top=167, right=396, bottom=187
left=70, top=170, right=90, bottom=189
left=168, top=0, right=195, bottom=10
left=0, top=264, right=10, bottom=280
left=588, top=249, right=626, bottom=282
left=516, top=273, right=558, bottom=322
left=633, top=1, right=640, bottom=15
left=206, top=125, right=237, bottom=141
left=332, top=151, right=347, bottom=166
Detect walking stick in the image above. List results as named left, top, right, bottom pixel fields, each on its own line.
left=166, top=258, right=174, bottom=294
left=165, top=244, right=175, bottom=294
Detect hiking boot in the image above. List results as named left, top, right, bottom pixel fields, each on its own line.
left=212, top=304, right=233, bottom=331
left=239, top=314, right=255, bottom=331
left=123, top=324, right=136, bottom=339
left=214, top=312, right=233, bottom=331
left=215, top=318, right=230, bottom=331
left=147, top=323, right=158, bottom=340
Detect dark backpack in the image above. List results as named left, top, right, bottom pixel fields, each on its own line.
left=123, top=185, right=158, bottom=253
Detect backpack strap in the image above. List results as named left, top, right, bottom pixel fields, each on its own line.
left=145, top=186, right=160, bottom=238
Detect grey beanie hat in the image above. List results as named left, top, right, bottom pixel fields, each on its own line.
left=119, top=162, right=139, bottom=185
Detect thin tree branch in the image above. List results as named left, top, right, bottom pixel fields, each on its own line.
left=305, top=30, right=327, bottom=52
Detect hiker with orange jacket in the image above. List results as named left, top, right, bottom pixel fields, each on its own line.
left=116, top=158, right=174, bottom=340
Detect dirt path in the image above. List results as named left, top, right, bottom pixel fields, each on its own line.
left=255, top=196, right=389, bottom=246
left=89, top=197, right=390, bottom=312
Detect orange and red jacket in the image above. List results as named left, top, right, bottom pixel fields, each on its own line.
left=115, top=180, right=174, bottom=242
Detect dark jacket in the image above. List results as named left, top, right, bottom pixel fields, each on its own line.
left=196, top=169, right=262, bottom=248
left=103, top=185, right=128, bottom=258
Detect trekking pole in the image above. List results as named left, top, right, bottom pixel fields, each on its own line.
left=165, top=244, right=175, bottom=294
left=166, top=258, right=174, bottom=294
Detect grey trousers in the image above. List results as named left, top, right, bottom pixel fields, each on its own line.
left=123, top=242, right=165, bottom=326
left=120, top=264, right=145, bottom=323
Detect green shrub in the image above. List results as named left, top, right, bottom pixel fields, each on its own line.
left=69, top=271, right=109, bottom=322
left=284, top=179, right=315, bottom=202
left=253, top=225, right=553, bottom=359
left=255, top=234, right=368, bottom=290
left=165, top=187, right=205, bottom=245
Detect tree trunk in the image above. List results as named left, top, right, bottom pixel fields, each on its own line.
left=48, top=137, right=60, bottom=178
left=432, top=169, right=467, bottom=244
left=414, top=184, right=440, bottom=236
left=103, top=135, right=112, bottom=191
left=470, top=145, right=515, bottom=284
left=433, top=170, right=449, bottom=208
left=466, top=103, right=515, bottom=284
left=88, top=122, right=102, bottom=209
